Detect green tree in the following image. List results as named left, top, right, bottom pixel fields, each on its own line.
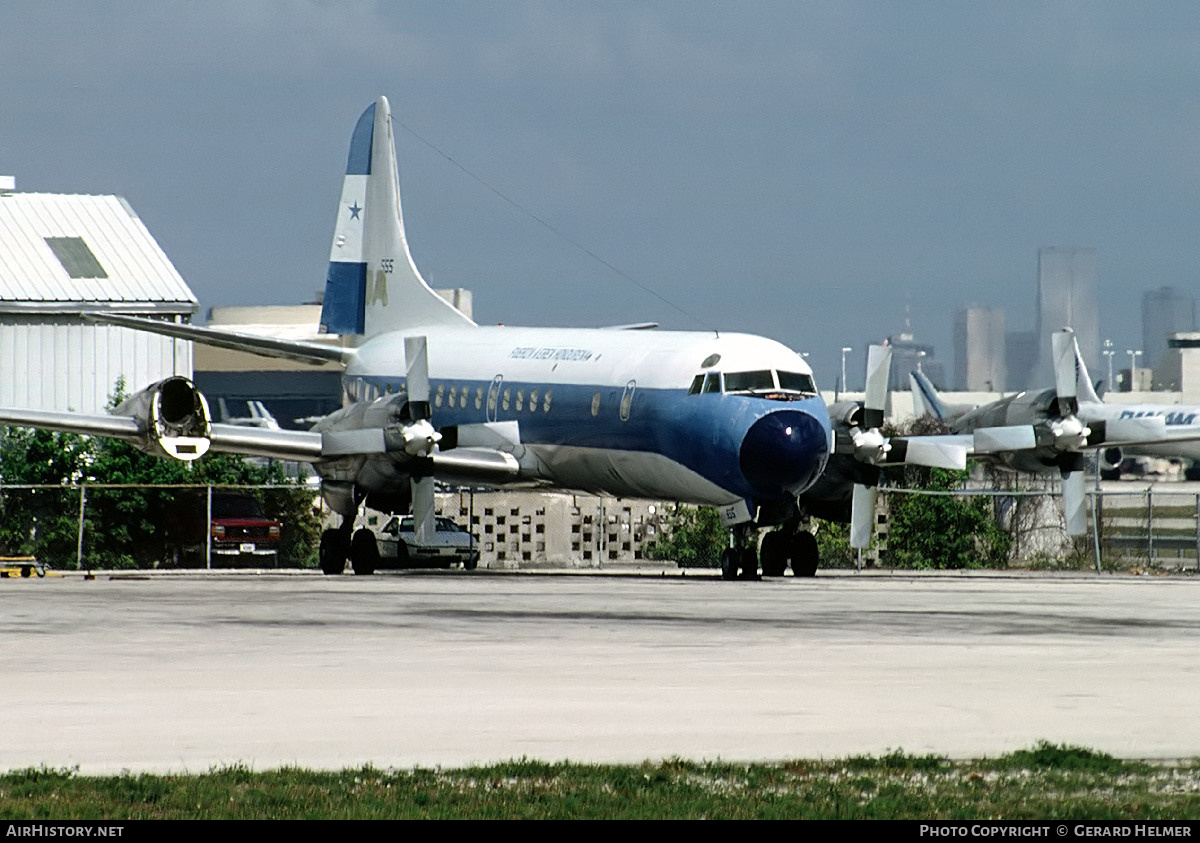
left=648, top=505, right=725, bottom=567
left=0, top=428, right=89, bottom=563
left=81, top=437, right=320, bottom=569
left=875, top=417, right=1011, bottom=570
left=0, top=381, right=321, bottom=569
left=880, top=466, right=1010, bottom=569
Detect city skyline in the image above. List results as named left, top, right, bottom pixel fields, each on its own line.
left=4, top=4, right=1199, bottom=389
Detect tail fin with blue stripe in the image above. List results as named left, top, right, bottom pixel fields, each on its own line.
left=909, top=369, right=949, bottom=420
left=320, top=97, right=474, bottom=338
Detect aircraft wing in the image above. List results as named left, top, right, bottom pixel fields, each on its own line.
left=0, top=374, right=521, bottom=485
left=86, top=313, right=352, bottom=367
left=208, top=424, right=324, bottom=462
left=0, top=406, right=142, bottom=440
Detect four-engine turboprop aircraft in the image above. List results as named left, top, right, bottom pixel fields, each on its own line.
left=0, top=96, right=950, bottom=577
left=907, top=328, right=1200, bottom=534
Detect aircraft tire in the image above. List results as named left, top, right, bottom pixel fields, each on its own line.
left=760, top=532, right=788, bottom=577
left=719, top=548, right=738, bottom=581
left=738, top=547, right=759, bottom=580
left=790, top=531, right=819, bottom=577
left=319, top=528, right=348, bottom=575
left=350, top=529, right=379, bottom=576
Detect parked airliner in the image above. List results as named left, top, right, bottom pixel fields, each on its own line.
left=908, top=328, right=1200, bottom=533
left=0, top=97, right=944, bottom=577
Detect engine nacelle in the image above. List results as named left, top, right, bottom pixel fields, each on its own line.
left=826, top=400, right=865, bottom=430
left=113, top=377, right=212, bottom=461
left=1101, top=447, right=1123, bottom=472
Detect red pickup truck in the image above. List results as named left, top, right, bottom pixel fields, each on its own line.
left=208, top=492, right=281, bottom=566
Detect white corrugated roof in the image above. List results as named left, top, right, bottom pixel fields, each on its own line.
left=0, top=192, right=197, bottom=313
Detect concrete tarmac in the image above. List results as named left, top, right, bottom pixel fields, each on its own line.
left=2, top=568, right=1199, bottom=773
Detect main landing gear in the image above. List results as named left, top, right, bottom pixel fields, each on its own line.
left=320, top=525, right=382, bottom=576
left=720, top=523, right=820, bottom=580
left=319, top=526, right=350, bottom=575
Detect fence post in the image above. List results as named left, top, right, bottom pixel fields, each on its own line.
left=1147, top=490, right=1154, bottom=563
left=1195, top=494, right=1200, bottom=574
left=76, top=484, right=86, bottom=570
left=206, top=485, right=213, bottom=570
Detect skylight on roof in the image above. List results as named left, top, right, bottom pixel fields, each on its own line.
left=44, top=236, right=107, bottom=279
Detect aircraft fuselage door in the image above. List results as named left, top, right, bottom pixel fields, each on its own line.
left=486, top=375, right=503, bottom=422
left=619, top=380, right=636, bottom=421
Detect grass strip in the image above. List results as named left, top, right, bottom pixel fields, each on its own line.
left=2, top=743, right=1199, bottom=820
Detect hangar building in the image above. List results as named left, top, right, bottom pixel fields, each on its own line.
left=0, top=179, right=197, bottom=413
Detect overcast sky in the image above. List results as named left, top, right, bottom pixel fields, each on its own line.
left=3, top=1, right=1198, bottom=387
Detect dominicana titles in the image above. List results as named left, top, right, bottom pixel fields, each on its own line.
left=509, top=346, right=595, bottom=362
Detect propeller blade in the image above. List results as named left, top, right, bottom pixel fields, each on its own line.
left=404, top=335, right=431, bottom=416
left=411, top=476, right=436, bottom=545
left=973, top=425, right=1037, bottom=453
left=863, top=345, right=892, bottom=428
left=1052, top=328, right=1078, bottom=416
left=1061, top=469, right=1087, bottom=536
left=850, top=483, right=877, bottom=549
left=896, top=435, right=970, bottom=470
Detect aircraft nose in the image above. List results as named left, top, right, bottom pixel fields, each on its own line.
left=739, top=410, right=828, bottom=499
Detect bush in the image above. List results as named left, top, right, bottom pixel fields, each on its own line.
left=647, top=505, right=725, bottom=568
left=880, top=467, right=1011, bottom=569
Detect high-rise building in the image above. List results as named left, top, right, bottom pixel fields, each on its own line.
left=1027, top=247, right=1099, bottom=389
left=954, top=307, right=1006, bottom=391
left=1142, top=286, right=1195, bottom=379
left=1005, top=330, right=1038, bottom=392
left=883, top=332, right=945, bottom=390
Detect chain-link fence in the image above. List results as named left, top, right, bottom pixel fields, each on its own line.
left=869, top=481, right=1200, bottom=571
left=0, top=483, right=319, bottom=570
left=6, top=480, right=1197, bottom=573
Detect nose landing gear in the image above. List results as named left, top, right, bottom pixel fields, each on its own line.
left=721, top=521, right=820, bottom=580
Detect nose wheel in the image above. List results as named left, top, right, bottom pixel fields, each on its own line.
left=720, top=523, right=761, bottom=580
left=722, top=523, right=821, bottom=581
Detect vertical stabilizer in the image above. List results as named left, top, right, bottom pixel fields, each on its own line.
left=320, top=97, right=475, bottom=337
left=909, top=370, right=948, bottom=420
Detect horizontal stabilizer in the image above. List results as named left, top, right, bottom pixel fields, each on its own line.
left=87, top=313, right=350, bottom=367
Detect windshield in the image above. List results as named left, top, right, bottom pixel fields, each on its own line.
left=211, top=494, right=266, bottom=519
left=723, top=370, right=775, bottom=393
left=776, top=371, right=817, bottom=394
left=689, top=369, right=817, bottom=399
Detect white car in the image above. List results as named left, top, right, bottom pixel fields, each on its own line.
left=349, top=515, right=478, bottom=574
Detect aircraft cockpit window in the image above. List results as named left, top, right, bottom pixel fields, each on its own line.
left=702, top=372, right=722, bottom=394
left=776, top=371, right=817, bottom=394
left=688, top=375, right=705, bottom=395
left=723, top=370, right=774, bottom=393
